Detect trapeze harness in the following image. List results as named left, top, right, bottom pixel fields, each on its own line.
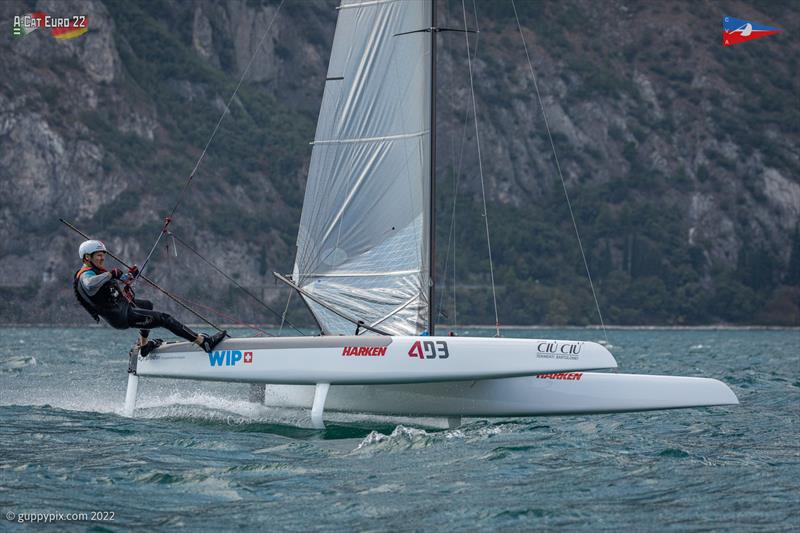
left=73, top=266, right=199, bottom=342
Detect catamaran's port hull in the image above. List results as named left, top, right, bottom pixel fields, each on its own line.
left=135, top=336, right=617, bottom=385
left=262, top=373, right=739, bottom=417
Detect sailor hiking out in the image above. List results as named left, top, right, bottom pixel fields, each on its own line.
left=73, top=240, right=226, bottom=356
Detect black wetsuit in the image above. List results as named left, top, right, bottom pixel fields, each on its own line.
left=73, top=266, right=198, bottom=342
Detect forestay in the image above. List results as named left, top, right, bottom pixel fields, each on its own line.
left=293, top=0, right=432, bottom=335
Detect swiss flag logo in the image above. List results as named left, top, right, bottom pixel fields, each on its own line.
left=243, top=351, right=253, bottom=364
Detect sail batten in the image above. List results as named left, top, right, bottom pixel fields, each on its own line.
left=337, top=0, right=403, bottom=10
left=312, top=129, right=429, bottom=145
left=293, top=0, right=432, bottom=336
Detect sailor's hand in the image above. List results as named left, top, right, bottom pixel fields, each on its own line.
left=128, top=264, right=139, bottom=279
left=110, top=268, right=123, bottom=279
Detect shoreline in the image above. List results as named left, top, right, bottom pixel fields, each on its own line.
left=1, top=323, right=796, bottom=331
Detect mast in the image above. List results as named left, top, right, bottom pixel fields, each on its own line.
left=428, top=0, right=437, bottom=335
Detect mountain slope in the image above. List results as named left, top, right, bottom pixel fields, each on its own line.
left=0, top=0, right=797, bottom=326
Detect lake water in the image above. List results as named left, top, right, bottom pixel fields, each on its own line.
left=1, top=327, right=797, bottom=530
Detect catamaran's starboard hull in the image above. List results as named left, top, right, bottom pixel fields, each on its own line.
left=262, top=372, right=738, bottom=417
left=135, top=336, right=617, bottom=385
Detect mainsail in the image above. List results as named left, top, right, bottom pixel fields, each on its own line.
left=292, top=0, right=432, bottom=335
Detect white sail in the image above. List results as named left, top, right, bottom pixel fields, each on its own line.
left=292, top=0, right=432, bottom=335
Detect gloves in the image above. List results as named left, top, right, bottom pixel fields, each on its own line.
left=110, top=268, right=123, bottom=280
left=128, top=265, right=139, bottom=279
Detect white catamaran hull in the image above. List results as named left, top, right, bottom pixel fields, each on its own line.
left=135, top=336, right=617, bottom=385
left=127, top=336, right=738, bottom=423
left=263, top=372, right=739, bottom=417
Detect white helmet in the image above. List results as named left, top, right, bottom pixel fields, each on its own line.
left=79, top=240, right=107, bottom=259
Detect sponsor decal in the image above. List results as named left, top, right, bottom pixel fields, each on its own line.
left=537, top=372, right=583, bottom=381
left=408, top=340, right=449, bottom=359
left=342, top=346, right=387, bottom=357
left=208, top=350, right=247, bottom=367
left=13, top=12, right=89, bottom=40
left=723, top=16, right=782, bottom=47
left=536, top=341, right=583, bottom=360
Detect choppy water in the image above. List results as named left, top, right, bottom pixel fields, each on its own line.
left=1, top=327, right=797, bottom=531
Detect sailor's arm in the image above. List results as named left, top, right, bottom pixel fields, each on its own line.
left=81, top=267, right=132, bottom=294
left=79, top=270, right=112, bottom=296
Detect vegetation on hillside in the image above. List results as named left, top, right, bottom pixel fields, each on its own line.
left=1, top=0, right=796, bottom=327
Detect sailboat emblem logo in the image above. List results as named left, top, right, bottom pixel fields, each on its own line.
left=723, top=16, right=782, bottom=46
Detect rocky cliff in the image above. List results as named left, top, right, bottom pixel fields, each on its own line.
left=0, top=0, right=797, bottom=326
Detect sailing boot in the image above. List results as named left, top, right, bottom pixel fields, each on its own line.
left=140, top=338, right=163, bottom=357
left=200, top=330, right=227, bottom=353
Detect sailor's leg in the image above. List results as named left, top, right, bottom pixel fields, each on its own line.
left=127, top=307, right=199, bottom=343
left=132, top=300, right=154, bottom=343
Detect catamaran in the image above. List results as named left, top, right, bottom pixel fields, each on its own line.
left=123, top=0, right=737, bottom=427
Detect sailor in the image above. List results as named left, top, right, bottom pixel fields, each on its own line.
left=73, top=240, right=226, bottom=356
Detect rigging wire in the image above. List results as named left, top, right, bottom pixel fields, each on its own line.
left=278, top=289, right=293, bottom=336
left=438, top=0, right=482, bottom=329
left=134, top=0, right=287, bottom=285
left=167, top=291, right=273, bottom=337
left=168, top=232, right=306, bottom=336
left=461, top=0, right=500, bottom=337
left=436, top=135, right=460, bottom=323
left=510, top=0, right=609, bottom=345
